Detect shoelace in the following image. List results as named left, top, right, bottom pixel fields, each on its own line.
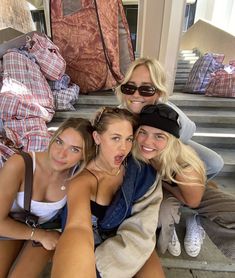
left=170, top=229, right=179, bottom=246
left=186, top=217, right=205, bottom=245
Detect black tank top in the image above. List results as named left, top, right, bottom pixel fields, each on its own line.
left=85, top=168, right=108, bottom=220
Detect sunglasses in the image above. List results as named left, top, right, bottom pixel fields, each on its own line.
left=141, top=104, right=179, bottom=123
left=120, top=83, right=157, bottom=97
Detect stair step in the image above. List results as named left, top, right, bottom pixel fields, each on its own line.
left=193, top=128, right=235, bottom=148
left=170, top=93, right=235, bottom=108
left=179, top=50, right=195, bottom=54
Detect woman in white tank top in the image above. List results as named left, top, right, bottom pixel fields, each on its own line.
left=0, top=117, right=95, bottom=278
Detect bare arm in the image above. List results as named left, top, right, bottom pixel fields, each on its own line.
left=51, top=174, right=96, bottom=278
left=0, top=154, right=36, bottom=240
left=0, top=154, right=60, bottom=249
left=163, top=167, right=205, bottom=208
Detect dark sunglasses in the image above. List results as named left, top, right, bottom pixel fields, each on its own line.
left=120, top=83, right=157, bottom=97
left=141, top=104, right=179, bottom=122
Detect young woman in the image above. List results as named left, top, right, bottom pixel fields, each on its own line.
left=115, top=57, right=224, bottom=257
left=0, top=117, right=94, bottom=277
left=134, top=103, right=235, bottom=261
left=52, top=107, right=138, bottom=277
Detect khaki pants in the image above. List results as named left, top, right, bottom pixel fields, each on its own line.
left=157, top=185, right=235, bottom=259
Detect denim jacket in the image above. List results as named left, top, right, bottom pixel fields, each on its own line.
left=61, top=156, right=156, bottom=233
left=98, top=155, right=156, bottom=232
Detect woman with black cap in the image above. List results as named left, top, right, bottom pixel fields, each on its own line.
left=133, top=103, right=235, bottom=265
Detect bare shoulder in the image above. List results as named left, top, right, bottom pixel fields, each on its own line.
left=0, top=153, right=25, bottom=176
left=68, top=169, right=97, bottom=195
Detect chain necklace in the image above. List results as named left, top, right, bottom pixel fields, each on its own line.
left=94, top=159, right=121, bottom=177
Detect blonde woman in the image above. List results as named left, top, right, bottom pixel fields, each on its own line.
left=115, top=57, right=224, bottom=256
left=0, top=117, right=94, bottom=277
left=134, top=103, right=235, bottom=261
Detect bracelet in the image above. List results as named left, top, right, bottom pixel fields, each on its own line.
left=30, top=227, right=36, bottom=240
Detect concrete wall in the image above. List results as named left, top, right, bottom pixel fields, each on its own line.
left=180, top=19, right=235, bottom=63
left=0, top=0, right=35, bottom=33
left=137, top=0, right=186, bottom=95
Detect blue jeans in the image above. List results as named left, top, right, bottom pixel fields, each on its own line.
left=187, top=140, right=224, bottom=180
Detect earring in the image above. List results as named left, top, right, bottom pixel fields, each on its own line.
left=95, top=144, right=99, bottom=156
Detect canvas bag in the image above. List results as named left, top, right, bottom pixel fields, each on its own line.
left=50, top=0, right=134, bottom=93
left=27, top=33, right=66, bottom=81
left=205, top=68, right=235, bottom=98
left=183, top=53, right=224, bottom=94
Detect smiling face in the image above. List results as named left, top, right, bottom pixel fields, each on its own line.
left=123, top=65, right=160, bottom=114
left=136, top=125, right=168, bottom=160
left=93, top=119, right=133, bottom=169
left=49, top=127, right=84, bottom=171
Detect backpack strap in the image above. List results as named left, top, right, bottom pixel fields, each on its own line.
left=19, top=152, right=34, bottom=213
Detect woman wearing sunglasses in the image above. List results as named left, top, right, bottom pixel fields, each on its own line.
left=115, top=57, right=224, bottom=257
left=133, top=103, right=235, bottom=263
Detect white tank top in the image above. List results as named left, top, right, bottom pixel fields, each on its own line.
left=11, top=152, right=67, bottom=224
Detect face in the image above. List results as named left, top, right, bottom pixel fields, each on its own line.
left=136, top=125, right=168, bottom=160
left=124, top=65, right=160, bottom=114
left=49, top=127, right=84, bottom=171
left=94, top=120, right=133, bottom=168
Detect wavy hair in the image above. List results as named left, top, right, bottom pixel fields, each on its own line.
left=116, top=57, right=168, bottom=108
left=132, top=130, right=206, bottom=187
left=92, top=106, right=138, bottom=134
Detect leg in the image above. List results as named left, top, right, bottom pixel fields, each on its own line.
left=0, top=240, right=24, bottom=277
left=134, top=250, right=165, bottom=278
left=157, top=188, right=182, bottom=254
left=187, top=140, right=224, bottom=180
left=9, top=241, right=54, bottom=278
left=196, top=186, right=235, bottom=259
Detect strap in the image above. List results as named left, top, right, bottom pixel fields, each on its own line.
left=20, top=152, right=34, bottom=213
left=93, top=0, right=121, bottom=83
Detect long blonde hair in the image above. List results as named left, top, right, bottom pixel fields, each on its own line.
left=133, top=130, right=206, bottom=186
left=115, top=57, right=169, bottom=108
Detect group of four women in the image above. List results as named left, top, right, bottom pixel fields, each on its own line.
left=0, top=57, right=234, bottom=278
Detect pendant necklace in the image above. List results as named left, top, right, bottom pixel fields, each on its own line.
left=60, top=183, right=67, bottom=191
left=94, top=159, right=121, bottom=177
left=60, top=176, right=69, bottom=191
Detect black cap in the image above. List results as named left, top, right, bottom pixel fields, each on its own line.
left=139, top=104, right=180, bottom=138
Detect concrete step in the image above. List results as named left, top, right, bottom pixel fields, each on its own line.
left=181, top=110, right=235, bottom=127
left=160, top=208, right=235, bottom=276
left=175, top=68, right=192, bottom=73
left=170, top=92, right=235, bottom=109
left=193, top=127, right=235, bottom=148
left=51, top=107, right=235, bottom=128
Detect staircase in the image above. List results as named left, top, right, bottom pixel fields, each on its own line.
left=174, top=49, right=200, bottom=91
left=48, top=91, right=235, bottom=192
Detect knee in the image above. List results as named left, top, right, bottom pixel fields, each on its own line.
left=158, top=198, right=181, bottom=227
left=206, top=154, right=224, bottom=180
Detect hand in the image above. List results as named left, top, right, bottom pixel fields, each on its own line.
left=34, top=229, right=61, bottom=250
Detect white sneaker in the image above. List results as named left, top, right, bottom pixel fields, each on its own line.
left=167, top=227, right=181, bottom=256
left=184, top=214, right=205, bottom=257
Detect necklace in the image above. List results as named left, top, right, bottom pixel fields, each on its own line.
left=60, top=174, right=69, bottom=191
left=60, top=183, right=67, bottom=191
left=94, top=159, right=121, bottom=177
